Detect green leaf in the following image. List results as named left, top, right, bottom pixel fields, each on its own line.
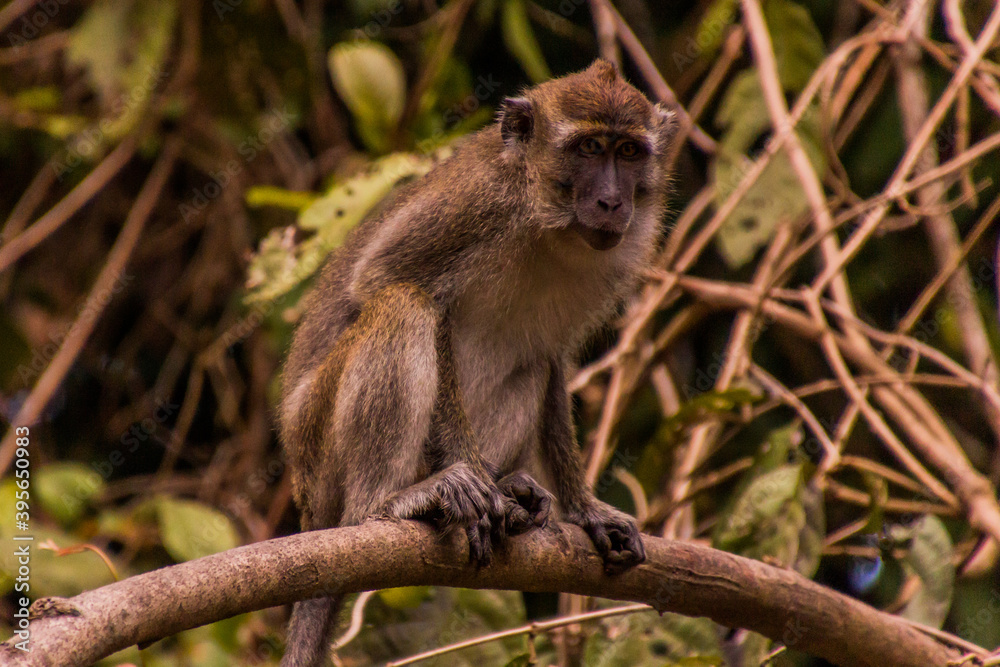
left=795, top=480, right=825, bottom=578
left=40, top=115, right=89, bottom=139
left=714, top=463, right=803, bottom=550
left=583, top=608, right=723, bottom=667
left=859, top=470, right=888, bottom=534
left=733, top=631, right=772, bottom=667
left=65, top=0, right=176, bottom=142
left=712, top=71, right=825, bottom=268
left=454, top=588, right=527, bottom=630
left=656, top=387, right=761, bottom=446
left=693, top=0, right=739, bottom=60
left=329, top=41, right=407, bottom=154
left=0, top=481, right=116, bottom=596
left=245, top=186, right=317, bottom=211
left=890, top=515, right=955, bottom=628
left=948, top=579, right=1000, bottom=649
left=348, top=588, right=528, bottom=665
left=503, top=654, right=533, bottom=667
left=298, top=152, right=431, bottom=231
left=244, top=152, right=436, bottom=304
left=94, top=507, right=135, bottom=539
left=378, top=586, right=433, bottom=609
left=1, top=529, right=116, bottom=597
left=156, top=496, right=240, bottom=562
left=676, top=657, right=725, bottom=666
left=763, top=0, right=825, bottom=92
left=714, top=72, right=769, bottom=151
left=13, top=86, right=61, bottom=112
left=750, top=420, right=801, bottom=472
left=501, top=0, right=551, bottom=84
left=712, top=422, right=824, bottom=575
left=35, top=463, right=104, bottom=526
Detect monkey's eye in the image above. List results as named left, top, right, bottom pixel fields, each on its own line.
left=578, top=137, right=604, bottom=155
left=617, top=141, right=641, bottom=159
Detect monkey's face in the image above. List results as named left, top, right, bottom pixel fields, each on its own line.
left=556, top=133, right=649, bottom=250
left=499, top=60, right=675, bottom=252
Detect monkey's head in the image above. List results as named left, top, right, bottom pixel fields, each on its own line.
left=499, top=60, right=676, bottom=251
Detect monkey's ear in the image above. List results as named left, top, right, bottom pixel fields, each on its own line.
left=499, top=97, right=534, bottom=146
left=653, top=103, right=678, bottom=148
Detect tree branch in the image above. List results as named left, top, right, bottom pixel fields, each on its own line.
left=0, top=522, right=966, bottom=667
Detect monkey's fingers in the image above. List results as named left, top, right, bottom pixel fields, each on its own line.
left=585, top=521, right=612, bottom=553
left=600, top=524, right=646, bottom=574
left=497, top=471, right=553, bottom=535
left=568, top=502, right=646, bottom=575
left=598, top=526, right=642, bottom=574
left=502, top=500, right=533, bottom=536
left=467, top=514, right=494, bottom=566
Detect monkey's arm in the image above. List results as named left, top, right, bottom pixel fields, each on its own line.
left=540, top=359, right=646, bottom=573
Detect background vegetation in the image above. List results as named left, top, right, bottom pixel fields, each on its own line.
left=2, top=0, right=1000, bottom=664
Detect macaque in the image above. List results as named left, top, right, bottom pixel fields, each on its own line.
left=279, top=60, right=675, bottom=666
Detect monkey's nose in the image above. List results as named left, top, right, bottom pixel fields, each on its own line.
left=597, top=198, right=622, bottom=212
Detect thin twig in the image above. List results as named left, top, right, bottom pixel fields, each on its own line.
left=892, top=0, right=1000, bottom=443
left=0, top=134, right=140, bottom=274
left=813, top=0, right=1000, bottom=292
left=0, top=0, right=37, bottom=34
left=588, top=0, right=620, bottom=68
left=0, top=140, right=180, bottom=475
left=387, top=603, right=653, bottom=666
left=331, top=590, right=375, bottom=651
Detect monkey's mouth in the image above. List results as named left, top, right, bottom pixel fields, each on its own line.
left=574, top=224, right=624, bottom=250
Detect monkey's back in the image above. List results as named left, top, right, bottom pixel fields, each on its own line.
left=280, top=126, right=522, bottom=416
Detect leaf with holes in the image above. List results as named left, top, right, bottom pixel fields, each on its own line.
left=244, top=152, right=436, bottom=304
left=712, top=72, right=824, bottom=268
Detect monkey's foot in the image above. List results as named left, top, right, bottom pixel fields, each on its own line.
left=565, top=500, right=646, bottom=574
left=379, top=462, right=508, bottom=566
left=497, top=471, right=552, bottom=535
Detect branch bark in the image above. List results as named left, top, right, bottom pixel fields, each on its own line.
left=0, top=521, right=964, bottom=667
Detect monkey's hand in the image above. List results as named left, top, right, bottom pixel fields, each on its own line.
left=378, top=462, right=509, bottom=566
left=564, top=499, right=646, bottom=575
left=497, top=471, right=553, bottom=535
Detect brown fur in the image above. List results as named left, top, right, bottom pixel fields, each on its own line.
left=278, top=60, right=675, bottom=666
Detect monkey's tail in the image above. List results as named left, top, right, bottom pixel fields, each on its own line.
left=281, top=596, right=344, bottom=667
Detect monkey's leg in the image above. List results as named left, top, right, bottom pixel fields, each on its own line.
left=539, top=359, right=646, bottom=574
left=378, top=310, right=555, bottom=560
left=284, top=284, right=443, bottom=667
left=284, top=284, right=491, bottom=667
left=337, top=284, right=526, bottom=566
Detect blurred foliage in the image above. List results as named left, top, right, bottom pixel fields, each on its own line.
left=1, top=0, right=999, bottom=665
